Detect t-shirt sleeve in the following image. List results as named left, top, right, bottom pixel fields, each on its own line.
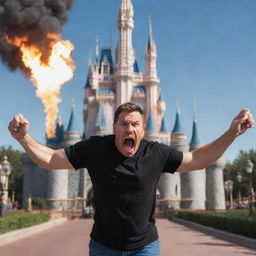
left=64, top=139, right=94, bottom=170
left=157, top=143, right=183, bottom=174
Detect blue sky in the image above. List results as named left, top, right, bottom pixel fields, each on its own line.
left=1, top=0, right=256, bottom=163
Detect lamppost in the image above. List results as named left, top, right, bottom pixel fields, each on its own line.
left=224, top=180, right=233, bottom=209
left=0, top=156, right=12, bottom=217
left=245, top=159, right=255, bottom=216
left=236, top=172, right=242, bottom=205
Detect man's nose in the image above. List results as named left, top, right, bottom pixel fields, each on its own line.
left=126, top=124, right=133, bottom=132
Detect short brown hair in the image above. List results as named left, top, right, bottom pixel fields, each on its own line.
left=114, top=102, right=143, bottom=124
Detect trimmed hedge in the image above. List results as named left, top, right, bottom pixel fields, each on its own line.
left=176, top=210, right=256, bottom=239
left=32, top=197, right=49, bottom=210
left=0, top=212, right=49, bottom=234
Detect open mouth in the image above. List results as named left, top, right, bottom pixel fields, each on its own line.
left=123, top=138, right=135, bottom=151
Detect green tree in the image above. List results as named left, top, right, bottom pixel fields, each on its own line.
left=0, top=146, right=24, bottom=206
left=224, top=149, right=256, bottom=200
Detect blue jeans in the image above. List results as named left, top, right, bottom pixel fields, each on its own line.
left=89, top=239, right=161, bottom=256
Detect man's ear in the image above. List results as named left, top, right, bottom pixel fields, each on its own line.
left=113, top=123, right=116, bottom=134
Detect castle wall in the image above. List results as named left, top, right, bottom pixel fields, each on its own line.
left=22, top=153, right=48, bottom=209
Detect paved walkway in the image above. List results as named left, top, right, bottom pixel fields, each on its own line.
left=0, top=218, right=255, bottom=256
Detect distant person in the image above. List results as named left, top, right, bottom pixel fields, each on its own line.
left=8, top=102, right=254, bottom=256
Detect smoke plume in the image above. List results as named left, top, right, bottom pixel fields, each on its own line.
left=0, top=0, right=73, bottom=75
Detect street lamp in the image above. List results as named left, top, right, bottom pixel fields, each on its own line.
left=0, top=156, right=12, bottom=217
left=245, top=159, right=255, bottom=216
left=224, top=180, right=233, bottom=209
left=236, top=172, right=242, bottom=205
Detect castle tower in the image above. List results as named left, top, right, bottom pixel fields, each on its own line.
left=22, top=153, right=48, bottom=209
left=168, top=103, right=188, bottom=209
left=94, top=101, right=111, bottom=135
left=145, top=111, right=159, bottom=140
left=206, top=157, right=226, bottom=210
left=115, top=0, right=135, bottom=106
left=64, top=100, right=81, bottom=146
left=47, top=103, right=81, bottom=209
left=157, top=114, right=172, bottom=197
left=145, top=17, right=160, bottom=124
left=180, top=104, right=206, bottom=209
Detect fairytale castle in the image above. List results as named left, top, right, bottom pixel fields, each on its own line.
left=22, top=0, right=226, bottom=210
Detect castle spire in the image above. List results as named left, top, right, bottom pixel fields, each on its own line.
left=96, top=36, right=99, bottom=62
left=160, top=116, right=168, bottom=132
left=145, top=15, right=159, bottom=120
left=116, top=0, right=135, bottom=106
left=145, top=16, right=157, bottom=79
left=190, top=101, right=201, bottom=150
left=66, top=98, right=78, bottom=133
left=172, top=100, right=183, bottom=132
left=94, top=101, right=108, bottom=135
left=64, top=99, right=80, bottom=146
left=146, top=112, right=157, bottom=132
left=147, top=16, right=156, bottom=49
left=120, top=0, right=133, bottom=14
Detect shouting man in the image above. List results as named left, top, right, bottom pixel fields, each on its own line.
left=8, top=102, right=254, bottom=256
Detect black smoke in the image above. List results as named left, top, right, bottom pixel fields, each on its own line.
left=0, top=0, right=73, bottom=74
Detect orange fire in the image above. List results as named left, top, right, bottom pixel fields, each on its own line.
left=4, top=33, right=75, bottom=139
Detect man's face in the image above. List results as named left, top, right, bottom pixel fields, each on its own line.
left=113, top=111, right=145, bottom=157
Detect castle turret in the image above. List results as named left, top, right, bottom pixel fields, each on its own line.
left=145, top=17, right=160, bottom=123
left=181, top=104, right=206, bottom=209
left=94, top=101, right=110, bottom=135
left=145, top=111, right=160, bottom=141
left=157, top=113, right=174, bottom=206
left=206, top=157, right=226, bottom=210
left=171, top=103, right=189, bottom=152
left=48, top=101, right=81, bottom=209
left=145, top=17, right=158, bottom=80
left=64, top=100, right=81, bottom=146
left=115, top=0, right=135, bottom=106
left=170, top=103, right=189, bottom=209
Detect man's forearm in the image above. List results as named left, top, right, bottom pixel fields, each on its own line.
left=17, top=134, right=55, bottom=169
left=178, top=129, right=238, bottom=172
left=190, top=129, right=237, bottom=170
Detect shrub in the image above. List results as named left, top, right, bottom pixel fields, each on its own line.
left=0, top=212, right=49, bottom=234
left=176, top=210, right=256, bottom=239
left=32, top=197, right=49, bottom=210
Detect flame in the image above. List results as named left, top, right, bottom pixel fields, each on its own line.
left=4, top=33, right=75, bottom=139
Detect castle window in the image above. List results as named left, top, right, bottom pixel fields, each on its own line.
left=103, top=65, right=109, bottom=74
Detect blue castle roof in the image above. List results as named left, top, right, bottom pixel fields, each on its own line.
left=133, top=60, right=139, bottom=73
left=172, top=111, right=183, bottom=132
left=66, top=106, right=78, bottom=133
left=85, top=75, right=90, bottom=88
left=46, top=117, right=64, bottom=145
left=95, top=102, right=108, bottom=131
left=97, top=88, right=115, bottom=95
left=146, top=112, right=157, bottom=132
left=133, top=86, right=145, bottom=93
left=99, top=48, right=113, bottom=74
left=160, top=116, right=168, bottom=132
left=190, top=120, right=201, bottom=146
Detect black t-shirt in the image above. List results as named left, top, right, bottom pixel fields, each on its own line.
left=65, top=135, right=183, bottom=250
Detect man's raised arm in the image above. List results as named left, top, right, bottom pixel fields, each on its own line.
left=8, top=114, right=74, bottom=170
left=177, top=109, right=254, bottom=173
